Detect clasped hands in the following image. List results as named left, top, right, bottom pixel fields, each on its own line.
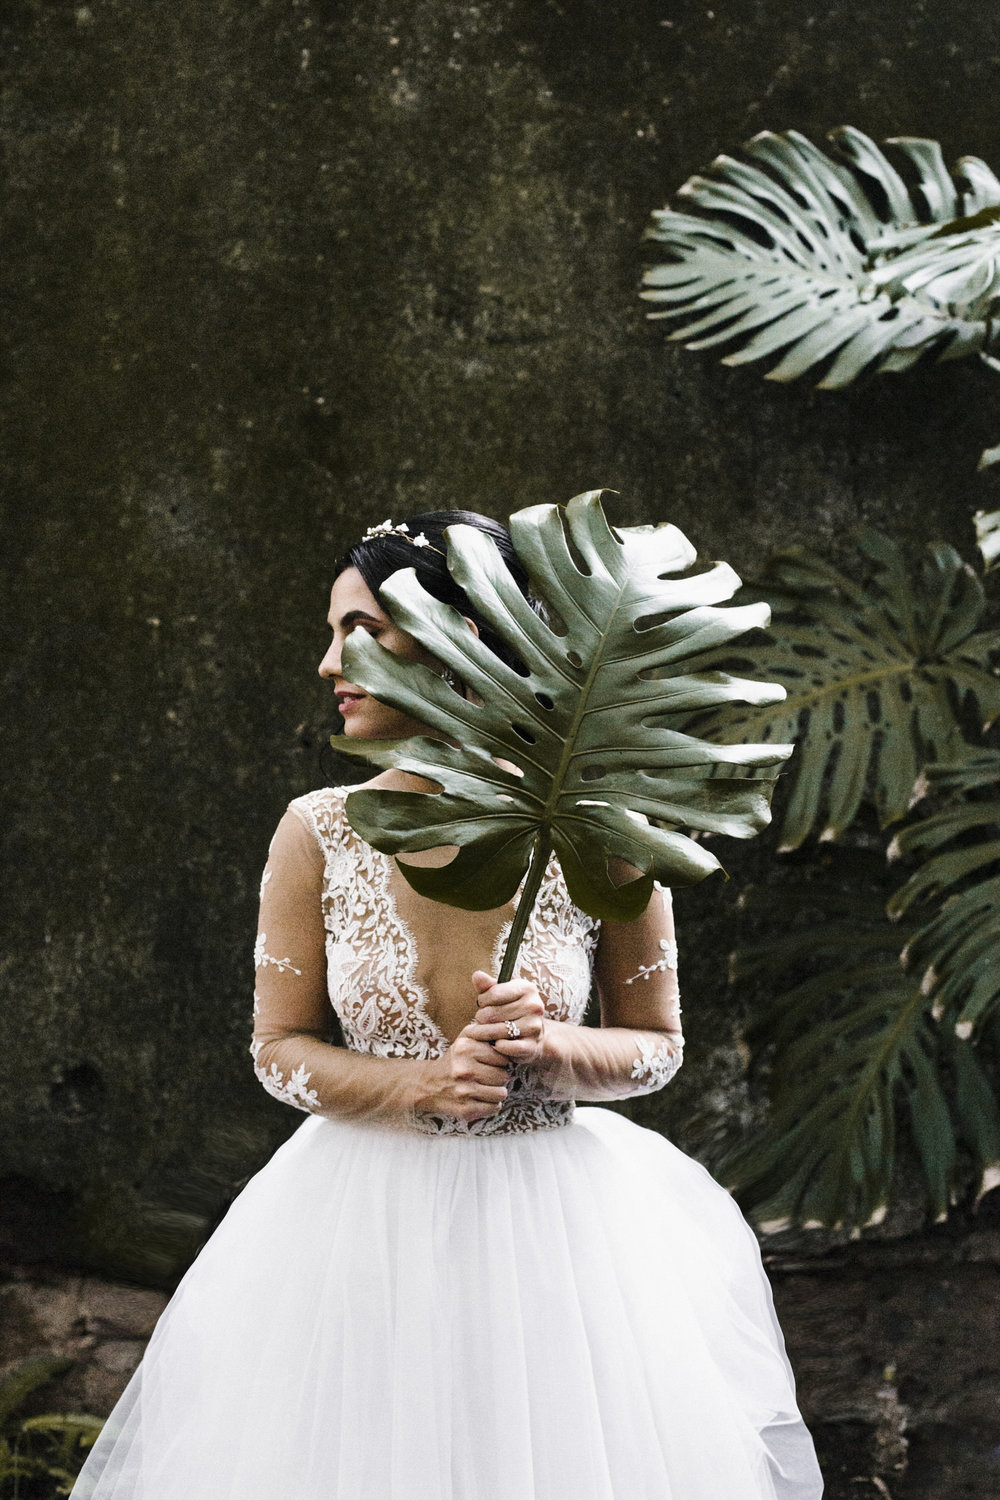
left=414, top=972, right=546, bottom=1124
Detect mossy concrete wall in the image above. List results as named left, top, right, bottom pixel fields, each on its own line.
left=3, top=0, right=999, bottom=1270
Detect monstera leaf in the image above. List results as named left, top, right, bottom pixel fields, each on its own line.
left=721, top=876, right=1000, bottom=1230
left=889, top=750, right=1000, bottom=1037
left=688, top=529, right=1000, bottom=850
left=642, top=127, right=1000, bottom=392
left=335, top=492, right=791, bottom=977
left=975, top=507, right=1000, bottom=569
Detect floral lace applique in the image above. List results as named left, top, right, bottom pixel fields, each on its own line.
left=259, top=867, right=272, bottom=901
left=624, top=938, right=679, bottom=985
left=290, top=787, right=599, bottom=1136
left=253, top=932, right=302, bottom=976
left=249, top=1038, right=321, bottom=1113
left=630, top=1033, right=684, bottom=1094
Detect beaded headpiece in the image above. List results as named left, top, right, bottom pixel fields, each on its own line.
left=361, top=518, right=432, bottom=548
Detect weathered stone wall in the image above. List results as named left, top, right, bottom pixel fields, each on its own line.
left=3, top=0, right=1000, bottom=1489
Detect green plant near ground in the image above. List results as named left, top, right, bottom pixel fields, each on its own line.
left=0, top=1358, right=103, bottom=1498
left=691, top=531, right=1000, bottom=1230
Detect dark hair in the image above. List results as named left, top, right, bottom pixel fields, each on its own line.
left=335, top=510, right=534, bottom=672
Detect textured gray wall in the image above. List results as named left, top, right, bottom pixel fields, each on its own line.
left=4, top=0, right=999, bottom=1273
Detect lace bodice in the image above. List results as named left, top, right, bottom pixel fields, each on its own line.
left=251, top=785, right=684, bottom=1136
left=291, top=787, right=599, bottom=1134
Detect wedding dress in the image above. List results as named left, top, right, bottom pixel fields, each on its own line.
left=73, top=786, right=823, bottom=1499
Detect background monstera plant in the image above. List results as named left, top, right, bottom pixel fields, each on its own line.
left=333, top=490, right=792, bottom=979
left=690, top=529, right=1000, bottom=849
left=721, top=870, right=1000, bottom=1231
left=687, top=529, right=1000, bottom=1230
left=641, top=127, right=1000, bottom=411
left=888, top=750, right=1000, bottom=1040
left=642, top=124, right=1000, bottom=559
left=638, top=125, right=1000, bottom=1231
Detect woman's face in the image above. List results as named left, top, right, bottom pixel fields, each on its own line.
left=318, top=566, right=445, bottom=740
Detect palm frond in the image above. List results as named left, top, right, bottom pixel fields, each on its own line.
left=720, top=877, right=1000, bottom=1229
left=688, top=529, right=1000, bottom=849
left=642, top=126, right=1000, bottom=387
left=889, top=749, right=1000, bottom=1036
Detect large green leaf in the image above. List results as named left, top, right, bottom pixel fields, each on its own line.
left=688, top=529, right=1000, bottom=850
left=975, top=506, right=1000, bottom=567
left=642, top=126, right=1000, bottom=389
left=889, top=750, right=1000, bottom=1037
left=720, top=877, right=1000, bottom=1230
left=335, top=492, right=792, bottom=952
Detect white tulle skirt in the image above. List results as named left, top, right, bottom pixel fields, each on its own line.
left=72, top=1108, right=822, bottom=1499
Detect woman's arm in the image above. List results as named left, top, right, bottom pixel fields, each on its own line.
left=475, top=883, right=683, bottom=1101
left=251, top=807, right=510, bottom=1125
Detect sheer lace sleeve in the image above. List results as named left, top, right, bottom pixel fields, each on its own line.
left=532, top=883, right=683, bottom=1101
left=250, top=805, right=429, bottom=1125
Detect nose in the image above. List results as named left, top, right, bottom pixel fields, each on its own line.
left=318, top=637, right=341, bottom=680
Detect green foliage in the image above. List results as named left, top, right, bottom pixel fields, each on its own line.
left=642, top=126, right=1000, bottom=389
left=975, top=506, right=1000, bottom=568
left=336, top=491, right=791, bottom=975
left=0, top=1358, right=103, bottom=1498
left=889, top=750, right=1000, bottom=1038
left=721, top=876, right=1000, bottom=1230
left=690, top=529, right=1000, bottom=850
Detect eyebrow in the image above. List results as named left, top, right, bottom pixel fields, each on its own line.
left=328, top=608, right=383, bottom=630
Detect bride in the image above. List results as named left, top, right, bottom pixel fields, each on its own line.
left=73, top=509, right=823, bottom=1499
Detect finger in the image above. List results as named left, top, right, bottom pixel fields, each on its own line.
left=470, top=1020, right=542, bottom=1047
left=466, top=1021, right=538, bottom=1042
left=474, top=977, right=535, bottom=1007
left=471, top=970, right=497, bottom=995
left=472, top=982, right=541, bottom=1018
left=464, top=1081, right=509, bottom=1101
left=491, top=1038, right=539, bottom=1062
left=468, top=1062, right=511, bottom=1088
left=475, top=997, right=544, bottom=1028
left=462, top=1033, right=512, bottom=1067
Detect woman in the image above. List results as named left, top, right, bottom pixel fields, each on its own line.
left=74, top=510, right=822, bottom=1499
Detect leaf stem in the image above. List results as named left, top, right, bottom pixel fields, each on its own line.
left=497, top=833, right=552, bottom=984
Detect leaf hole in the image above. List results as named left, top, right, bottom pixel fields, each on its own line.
left=511, top=724, right=536, bottom=744
left=534, top=691, right=554, bottom=710
left=566, top=649, right=584, bottom=669
left=581, top=764, right=607, bottom=782
left=491, top=755, right=524, bottom=778
left=558, top=511, right=592, bottom=576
